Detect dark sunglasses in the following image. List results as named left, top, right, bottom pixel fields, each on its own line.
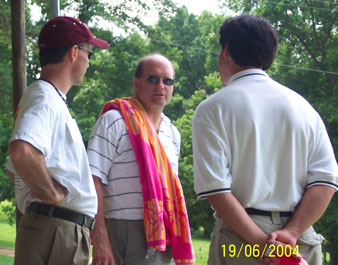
left=77, top=43, right=93, bottom=59
left=146, top=75, right=175, bottom=86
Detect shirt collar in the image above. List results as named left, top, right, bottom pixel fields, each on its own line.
left=228, top=69, right=267, bottom=85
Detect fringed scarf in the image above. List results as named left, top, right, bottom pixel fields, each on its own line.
left=100, top=97, right=194, bottom=264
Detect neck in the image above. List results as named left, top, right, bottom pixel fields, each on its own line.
left=40, top=64, right=72, bottom=95
left=148, top=112, right=163, bottom=132
left=139, top=103, right=163, bottom=131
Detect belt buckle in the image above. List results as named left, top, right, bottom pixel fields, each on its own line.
left=89, top=218, right=96, bottom=231
left=82, top=215, right=95, bottom=231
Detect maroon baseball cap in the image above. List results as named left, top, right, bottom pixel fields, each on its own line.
left=38, top=16, right=109, bottom=50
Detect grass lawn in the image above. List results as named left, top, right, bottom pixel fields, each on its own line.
left=0, top=204, right=15, bottom=265
left=0, top=254, right=14, bottom=265
left=0, top=209, right=15, bottom=251
left=192, top=237, right=210, bottom=265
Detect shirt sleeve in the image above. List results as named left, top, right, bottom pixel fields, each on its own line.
left=307, top=116, right=338, bottom=190
left=6, top=158, right=17, bottom=175
left=192, top=105, right=232, bottom=199
left=11, top=99, right=55, bottom=157
left=87, top=111, right=121, bottom=185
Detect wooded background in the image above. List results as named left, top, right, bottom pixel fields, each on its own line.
left=0, top=0, right=337, bottom=263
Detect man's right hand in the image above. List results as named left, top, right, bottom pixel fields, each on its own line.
left=91, top=175, right=115, bottom=265
left=9, top=140, right=68, bottom=205
left=91, top=229, right=115, bottom=265
left=32, top=178, right=68, bottom=205
left=267, top=229, right=298, bottom=248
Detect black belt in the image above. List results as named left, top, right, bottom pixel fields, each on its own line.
left=245, top=208, right=292, bottom=217
left=29, top=202, right=95, bottom=231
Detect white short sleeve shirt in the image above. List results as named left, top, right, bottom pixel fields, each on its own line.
left=193, top=69, right=338, bottom=212
left=7, top=80, right=98, bottom=217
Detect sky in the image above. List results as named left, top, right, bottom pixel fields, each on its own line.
left=30, top=0, right=233, bottom=35
left=174, top=0, right=224, bottom=15
left=31, top=0, right=227, bottom=21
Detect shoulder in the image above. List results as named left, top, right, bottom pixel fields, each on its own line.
left=193, top=90, right=224, bottom=123
left=99, top=110, right=125, bottom=129
left=17, top=81, right=58, bottom=117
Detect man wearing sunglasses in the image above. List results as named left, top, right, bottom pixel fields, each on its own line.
left=88, top=53, right=194, bottom=265
left=7, top=16, right=108, bottom=265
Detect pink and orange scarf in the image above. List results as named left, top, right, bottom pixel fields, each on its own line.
left=100, top=97, right=194, bottom=264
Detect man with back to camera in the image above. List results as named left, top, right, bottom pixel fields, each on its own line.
left=6, top=16, right=108, bottom=265
left=192, top=14, right=338, bottom=265
left=88, top=53, right=195, bottom=265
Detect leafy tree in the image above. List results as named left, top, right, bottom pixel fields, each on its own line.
left=148, top=7, right=210, bottom=98
left=173, top=90, right=215, bottom=237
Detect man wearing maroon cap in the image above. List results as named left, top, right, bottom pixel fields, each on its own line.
left=7, top=16, right=108, bottom=265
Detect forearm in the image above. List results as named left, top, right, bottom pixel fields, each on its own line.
left=92, top=176, right=108, bottom=234
left=283, top=185, right=335, bottom=239
left=8, top=140, right=66, bottom=204
left=91, top=176, right=115, bottom=264
left=208, top=192, right=268, bottom=249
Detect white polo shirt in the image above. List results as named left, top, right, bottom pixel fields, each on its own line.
left=7, top=80, right=98, bottom=217
left=87, top=109, right=180, bottom=220
left=193, top=69, right=338, bottom=212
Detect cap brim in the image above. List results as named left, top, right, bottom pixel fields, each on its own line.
left=89, top=37, right=109, bottom=49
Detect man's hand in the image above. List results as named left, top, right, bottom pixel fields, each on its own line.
left=267, top=229, right=298, bottom=248
left=9, top=140, right=67, bottom=205
left=91, top=176, right=115, bottom=265
left=31, top=178, right=67, bottom=204
left=91, top=229, right=115, bottom=265
left=259, top=229, right=301, bottom=265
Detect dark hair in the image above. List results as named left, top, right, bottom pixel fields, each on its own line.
left=219, top=14, right=278, bottom=70
left=39, top=45, right=73, bottom=67
left=134, top=53, right=175, bottom=78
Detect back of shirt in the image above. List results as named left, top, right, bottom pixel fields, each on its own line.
left=193, top=69, right=338, bottom=211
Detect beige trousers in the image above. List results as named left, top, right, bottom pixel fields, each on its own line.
left=208, top=213, right=324, bottom=265
left=14, top=212, right=91, bottom=265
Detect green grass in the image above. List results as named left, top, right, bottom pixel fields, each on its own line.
left=0, top=204, right=15, bottom=265
left=192, top=237, right=210, bottom=265
left=0, top=254, right=14, bottom=265
left=0, top=208, right=15, bottom=250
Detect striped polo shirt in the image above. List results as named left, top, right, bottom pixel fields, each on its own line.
left=87, top=109, right=180, bottom=220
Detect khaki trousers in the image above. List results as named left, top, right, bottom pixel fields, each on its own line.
left=107, top=218, right=174, bottom=265
left=14, top=212, right=91, bottom=265
left=208, top=213, right=324, bottom=265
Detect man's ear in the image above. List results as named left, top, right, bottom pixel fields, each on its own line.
left=133, top=78, right=139, bottom=92
left=67, top=45, right=78, bottom=63
left=222, top=45, right=231, bottom=59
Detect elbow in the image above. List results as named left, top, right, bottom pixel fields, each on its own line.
left=8, top=141, right=22, bottom=165
left=8, top=140, right=32, bottom=166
